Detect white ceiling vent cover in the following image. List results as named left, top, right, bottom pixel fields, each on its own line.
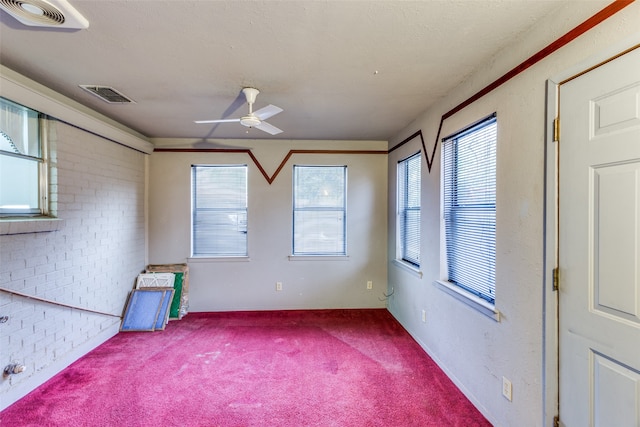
left=79, top=85, right=135, bottom=104
left=0, top=0, right=88, bottom=29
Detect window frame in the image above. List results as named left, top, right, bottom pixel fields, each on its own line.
left=0, top=97, right=49, bottom=218
left=396, top=151, right=421, bottom=268
left=439, top=113, right=499, bottom=319
left=292, top=165, right=347, bottom=257
left=191, top=164, right=248, bottom=258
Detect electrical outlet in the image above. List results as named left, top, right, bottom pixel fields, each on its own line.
left=421, top=310, right=426, bottom=323
left=502, top=377, right=512, bottom=401
left=276, top=282, right=282, bottom=291
left=367, top=280, right=373, bottom=290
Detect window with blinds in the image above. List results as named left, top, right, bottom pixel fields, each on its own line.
left=293, top=165, right=346, bottom=256
left=397, top=152, right=421, bottom=267
left=443, top=114, right=497, bottom=304
left=0, top=97, right=47, bottom=216
left=192, top=165, right=248, bottom=257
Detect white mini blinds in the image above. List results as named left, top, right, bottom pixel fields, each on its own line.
left=191, top=165, right=248, bottom=257
left=397, top=152, right=421, bottom=267
left=293, top=165, right=346, bottom=256
left=443, top=114, right=497, bottom=304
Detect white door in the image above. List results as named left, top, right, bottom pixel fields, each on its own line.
left=558, top=46, right=640, bottom=426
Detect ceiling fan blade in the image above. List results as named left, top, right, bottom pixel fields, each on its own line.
left=194, top=118, right=241, bottom=124
left=253, top=104, right=283, bottom=121
left=254, top=121, right=283, bottom=135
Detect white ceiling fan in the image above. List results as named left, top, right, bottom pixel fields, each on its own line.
left=195, top=87, right=283, bottom=135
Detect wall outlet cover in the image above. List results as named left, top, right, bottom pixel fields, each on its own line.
left=502, top=377, right=512, bottom=401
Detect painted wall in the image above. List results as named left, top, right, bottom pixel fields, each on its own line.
left=148, top=139, right=388, bottom=311
left=386, top=3, right=640, bottom=427
left=0, top=120, right=146, bottom=409
left=2, top=2, right=636, bottom=421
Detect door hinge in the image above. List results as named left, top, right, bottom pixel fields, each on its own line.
left=553, top=117, right=560, bottom=142
left=553, top=268, right=559, bottom=291
left=553, top=415, right=563, bottom=427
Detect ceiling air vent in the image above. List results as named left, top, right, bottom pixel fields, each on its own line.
left=0, top=0, right=89, bottom=29
left=79, top=85, right=135, bottom=104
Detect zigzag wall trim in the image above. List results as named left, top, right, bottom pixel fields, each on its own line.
left=153, top=148, right=387, bottom=185
left=388, top=0, right=632, bottom=173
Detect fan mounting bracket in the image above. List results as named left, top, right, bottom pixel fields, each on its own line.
left=242, top=88, right=259, bottom=105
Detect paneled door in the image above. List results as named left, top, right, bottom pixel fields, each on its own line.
left=558, top=46, right=640, bottom=426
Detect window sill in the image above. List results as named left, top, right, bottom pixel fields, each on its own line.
left=187, top=256, right=250, bottom=263
left=0, top=217, right=64, bottom=235
left=434, top=280, right=501, bottom=322
left=392, top=259, right=423, bottom=278
left=288, top=255, right=349, bottom=261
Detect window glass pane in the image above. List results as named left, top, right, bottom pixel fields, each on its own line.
left=397, top=152, right=421, bottom=266
left=402, top=208, right=420, bottom=263
left=294, top=166, right=345, bottom=208
left=443, top=115, right=497, bottom=304
left=293, top=165, right=346, bottom=255
left=0, top=97, right=41, bottom=158
left=0, top=97, right=43, bottom=216
left=0, top=154, right=39, bottom=212
left=192, top=165, right=248, bottom=257
left=294, top=210, right=345, bottom=254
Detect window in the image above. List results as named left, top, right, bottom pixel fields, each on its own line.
left=0, top=97, right=47, bottom=216
left=397, top=152, right=421, bottom=267
left=442, top=114, right=497, bottom=304
left=192, top=165, right=248, bottom=257
left=293, top=165, right=346, bottom=256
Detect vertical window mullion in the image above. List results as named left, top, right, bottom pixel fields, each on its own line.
left=39, top=116, right=49, bottom=216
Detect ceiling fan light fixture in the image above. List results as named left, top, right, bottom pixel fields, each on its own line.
left=195, top=87, right=283, bottom=135
left=240, top=115, right=261, bottom=128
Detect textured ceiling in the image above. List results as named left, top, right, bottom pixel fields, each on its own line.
left=0, top=1, right=608, bottom=142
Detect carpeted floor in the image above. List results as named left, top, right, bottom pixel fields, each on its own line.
left=2, top=309, right=491, bottom=426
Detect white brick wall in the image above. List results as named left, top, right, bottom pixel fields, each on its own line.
left=0, top=120, right=146, bottom=409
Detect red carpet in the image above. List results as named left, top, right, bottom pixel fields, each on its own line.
left=2, top=309, right=491, bottom=426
